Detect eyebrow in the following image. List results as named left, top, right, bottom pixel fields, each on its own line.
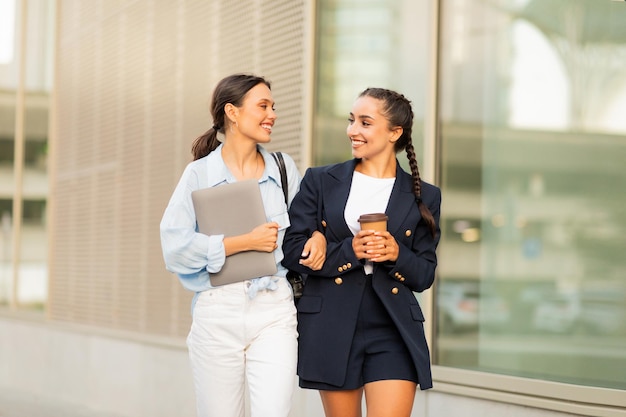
left=258, top=98, right=275, bottom=106
left=349, top=112, right=375, bottom=120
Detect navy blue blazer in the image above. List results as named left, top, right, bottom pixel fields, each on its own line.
left=282, top=159, right=441, bottom=390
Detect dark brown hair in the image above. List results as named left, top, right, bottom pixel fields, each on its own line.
left=191, top=74, right=271, bottom=160
left=358, top=87, right=437, bottom=238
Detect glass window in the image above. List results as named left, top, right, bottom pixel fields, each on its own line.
left=0, top=0, right=19, bottom=306
left=436, top=0, right=626, bottom=390
left=0, top=0, right=54, bottom=309
left=313, top=0, right=432, bottom=167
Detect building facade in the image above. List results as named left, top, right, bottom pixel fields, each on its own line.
left=1, top=1, right=624, bottom=416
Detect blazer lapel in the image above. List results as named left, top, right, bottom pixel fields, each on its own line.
left=321, top=160, right=418, bottom=238
left=385, top=164, right=419, bottom=235
left=323, top=160, right=358, bottom=238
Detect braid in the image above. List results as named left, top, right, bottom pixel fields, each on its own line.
left=405, top=142, right=421, bottom=198
left=406, top=141, right=437, bottom=238
left=360, top=87, right=437, bottom=238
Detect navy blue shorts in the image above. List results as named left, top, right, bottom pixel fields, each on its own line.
left=299, top=275, right=418, bottom=390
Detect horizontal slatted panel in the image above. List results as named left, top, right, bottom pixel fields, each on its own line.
left=50, top=0, right=311, bottom=337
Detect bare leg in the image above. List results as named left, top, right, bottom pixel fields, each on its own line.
left=364, top=380, right=417, bottom=417
left=319, top=388, right=364, bottom=417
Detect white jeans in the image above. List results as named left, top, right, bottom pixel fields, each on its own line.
left=187, top=278, right=298, bottom=417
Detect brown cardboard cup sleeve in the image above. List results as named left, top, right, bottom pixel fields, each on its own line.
left=358, top=213, right=388, bottom=231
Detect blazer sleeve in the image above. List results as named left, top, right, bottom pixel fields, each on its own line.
left=282, top=166, right=365, bottom=278
left=388, top=184, right=441, bottom=293
left=282, top=167, right=323, bottom=273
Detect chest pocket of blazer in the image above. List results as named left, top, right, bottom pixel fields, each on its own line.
left=410, top=304, right=425, bottom=322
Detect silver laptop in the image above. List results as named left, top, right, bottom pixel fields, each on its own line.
left=191, top=179, right=277, bottom=286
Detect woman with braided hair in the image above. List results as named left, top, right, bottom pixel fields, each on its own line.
left=283, top=87, right=441, bottom=417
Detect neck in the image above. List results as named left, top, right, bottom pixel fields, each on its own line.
left=221, top=142, right=262, bottom=180
left=356, top=156, right=396, bottom=178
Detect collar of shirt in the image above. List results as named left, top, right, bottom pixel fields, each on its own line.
left=203, top=143, right=282, bottom=190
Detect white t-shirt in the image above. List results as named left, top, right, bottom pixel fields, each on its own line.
left=345, top=171, right=395, bottom=274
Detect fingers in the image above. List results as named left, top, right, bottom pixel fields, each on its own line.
left=306, top=253, right=325, bottom=270
left=266, top=222, right=280, bottom=229
left=248, top=222, right=280, bottom=252
left=300, top=236, right=326, bottom=270
left=356, top=232, right=398, bottom=262
left=265, top=222, right=279, bottom=248
left=300, top=256, right=323, bottom=271
left=373, top=234, right=398, bottom=262
left=354, top=231, right=383, bottom=259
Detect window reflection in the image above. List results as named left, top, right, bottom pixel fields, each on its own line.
left=0, top=0, right=53, bottom=309
left=314, top=0, right=430, bottom=166
left=436, top=0, right=626, bottom=390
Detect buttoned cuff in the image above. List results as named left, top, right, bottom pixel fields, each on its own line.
left=205, top=234, right=225, bottom=273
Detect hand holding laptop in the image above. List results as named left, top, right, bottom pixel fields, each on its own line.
left=191, top=179, right=279, bottom=286
left=224, top=221, right=280, bottom=255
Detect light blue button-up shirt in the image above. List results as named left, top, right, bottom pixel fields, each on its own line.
left=160, top=144, right=301, bottom=312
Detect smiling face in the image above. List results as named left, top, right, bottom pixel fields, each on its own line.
left=347, top=95, right=401, bottom=162
left=233, top=83, right=276, bottom=144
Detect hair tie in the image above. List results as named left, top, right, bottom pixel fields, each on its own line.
left=212, top=125, right=220, bottom=131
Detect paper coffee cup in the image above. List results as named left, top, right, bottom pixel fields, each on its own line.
left=358, top=213, right=388, bottom=231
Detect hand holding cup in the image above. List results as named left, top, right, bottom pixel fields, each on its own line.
left=353, top=213, right=397, bottom=261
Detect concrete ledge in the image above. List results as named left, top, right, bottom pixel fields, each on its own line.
left=0, top=315, right=591, bottom=417
left=0, top=316, right=195, bottom=417
left=0, top=387, right=124, bottom=417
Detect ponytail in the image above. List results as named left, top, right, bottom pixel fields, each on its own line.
left=191, top=126, right=221, bottom=161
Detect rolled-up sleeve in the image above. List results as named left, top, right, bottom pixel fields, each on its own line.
left=159, top=163, right=226, bottom=277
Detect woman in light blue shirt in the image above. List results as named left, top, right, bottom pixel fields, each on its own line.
left=160, top=73, right=301, bottom=417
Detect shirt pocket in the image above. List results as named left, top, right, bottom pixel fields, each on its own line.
left=270, top=211, right=291, bottom=231
left=272, top=211, right=291, bottom=261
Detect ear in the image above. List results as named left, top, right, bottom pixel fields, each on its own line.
left=390, top=126, right=403, bottom=143
left=224, top=103, right=238, bottom=124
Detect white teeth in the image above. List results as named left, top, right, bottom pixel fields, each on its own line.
left=262, top=124, right=272, bottom=132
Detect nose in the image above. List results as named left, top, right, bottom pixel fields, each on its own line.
left=268, top=107, right=277, bottom=120
left=346, top=121, right=357, bottom=137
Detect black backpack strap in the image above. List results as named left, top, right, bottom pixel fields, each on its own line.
left=271, top=152, right=288, bottom=206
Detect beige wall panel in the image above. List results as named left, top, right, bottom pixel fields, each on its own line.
left=50, top=0, right=311, bottom=337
